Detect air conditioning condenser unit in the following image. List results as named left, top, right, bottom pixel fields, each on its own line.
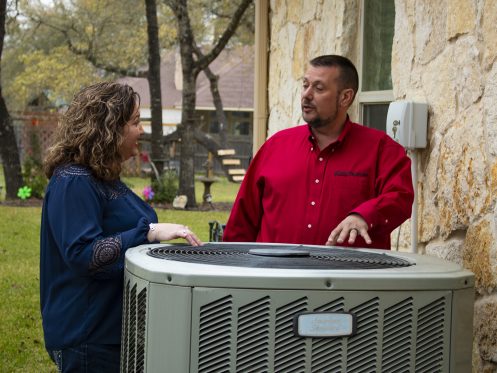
left=121, top=243, right=474, bottom=373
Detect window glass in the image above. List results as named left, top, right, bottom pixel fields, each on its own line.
left=362, top=0, right=395, bottom=91
left=362, top=103, right=389, bottom=132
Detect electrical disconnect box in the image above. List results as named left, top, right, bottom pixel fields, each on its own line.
left=386, top=101, right=428, bottom=149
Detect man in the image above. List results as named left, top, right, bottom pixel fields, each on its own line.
left=223, top=55, right=414, bottom=249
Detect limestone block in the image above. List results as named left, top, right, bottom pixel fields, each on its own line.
left=425, top=238, right=464, bottom=266
left=453, top=36, right=483, bottom=110
left=473, top=295, right=497, bottom=367
left=463, top=219, right=497, bottom=295
left=272, top=23, right=297, bottom=60
left=414, top=0, right=447, bottom=65
left=270, top=0, right=287, bottom=27
left=483, top=63, right=497, bottom=156
left=436, top=105, right=489, bottom=238
left=392, top=0, right=415, bottom=97
left=423, top=131, right=442, bottom=194
left=420, top=49, right=456, bottom=132
left=335, top=0, right=359, bottom=58
left=446, top=0, right=476, bottom=39
left=300, top=0, right=317, bottom=24
left=419, top=198, right=439, bottom=242
left=292, top=27, right=305, bottom=80
left=491, top=161, right=497, bottom=198
left=286, top=0, right=303, bottom=23
left=482, top=0, right=497, bottom=69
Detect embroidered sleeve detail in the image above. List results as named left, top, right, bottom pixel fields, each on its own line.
left=90, top=236, right=122, bottom=271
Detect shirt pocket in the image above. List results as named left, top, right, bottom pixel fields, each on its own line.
left=333, top=176, right=370, bottom=211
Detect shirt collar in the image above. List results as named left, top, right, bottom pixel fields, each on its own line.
left=306, top=115, right=353, bottom=148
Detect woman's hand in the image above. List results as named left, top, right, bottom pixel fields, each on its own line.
left=148, top=223, right=202, bottom=246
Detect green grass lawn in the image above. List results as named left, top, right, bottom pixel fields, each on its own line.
left=0, top=176, right=238, bottom=372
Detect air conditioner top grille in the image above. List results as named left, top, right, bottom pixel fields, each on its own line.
left=146, top=244, right=413, bottom=270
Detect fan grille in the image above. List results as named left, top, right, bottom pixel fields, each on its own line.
left=147, top=244, right=412, bottom=269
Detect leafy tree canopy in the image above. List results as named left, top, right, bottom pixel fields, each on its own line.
left=1, top=0, right=253, bottom=111
left=3, top=0, right=176, bottom=109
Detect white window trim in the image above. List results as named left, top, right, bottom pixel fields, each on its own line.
left=358, top=0, right=394, bottom=125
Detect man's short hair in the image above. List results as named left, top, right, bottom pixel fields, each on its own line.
left=310, top=55, right=359, bottom=96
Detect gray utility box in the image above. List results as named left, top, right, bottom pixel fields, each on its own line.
left=121, top=243, right=474, bottom=373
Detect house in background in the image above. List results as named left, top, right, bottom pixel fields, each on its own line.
left=118, top=45, right=254, bottom=173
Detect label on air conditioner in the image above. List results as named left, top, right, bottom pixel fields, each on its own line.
left=294, top=312, right=356, bottom=338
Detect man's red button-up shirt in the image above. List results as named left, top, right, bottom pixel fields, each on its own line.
left=223, top=119, right=414, bottom=250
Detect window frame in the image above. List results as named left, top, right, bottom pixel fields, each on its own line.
left=357, top=0, right=395, bottom=129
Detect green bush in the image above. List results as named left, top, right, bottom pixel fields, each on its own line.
left=22, top=156, right=48, bottom=199
left=151, top=170, right=178, bottom=204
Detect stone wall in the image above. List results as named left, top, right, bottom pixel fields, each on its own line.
left=392, top=1, right=497, bottom=370
left=267, top=0, right=497, bottom=370
left=267, top=0, right=360, bottom=135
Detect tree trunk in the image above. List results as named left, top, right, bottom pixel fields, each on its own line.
left=178, top=71, right=199, bottom=207
left=166, top=0, right=253, bottom=208
left=202, top=67, right=228, bottom=148
left=0, top=0, right=23, bottom=199
left=145, top=0, right=164, bottom=178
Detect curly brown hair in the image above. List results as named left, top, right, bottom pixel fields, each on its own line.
left=44, top=81, right=140, bottom=181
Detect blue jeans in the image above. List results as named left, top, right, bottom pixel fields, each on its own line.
left=48, top=344, right=120, bottom=373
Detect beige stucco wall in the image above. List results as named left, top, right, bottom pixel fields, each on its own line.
left=266, top=0, right=497, bottom=371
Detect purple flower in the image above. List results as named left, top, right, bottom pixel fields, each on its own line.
left=142, top=186, right=155, bottom=201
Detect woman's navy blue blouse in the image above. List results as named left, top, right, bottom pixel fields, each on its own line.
left=40, top=164, right=157, bottom=350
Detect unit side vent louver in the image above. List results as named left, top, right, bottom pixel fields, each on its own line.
left=311, top=298, right=346, bottom=373
left=236, top=297, right=271, bottom=373
left=275, top=297, right=308, bottom=372
left=382, top=297, right=414, bottom=372
left=415, top=297, right=446, bottom=373
left=121, top=280, right=147, bottom=373
left=198, top=296, right=233, bottom=373
left=346, top=298, right=380, bottom=372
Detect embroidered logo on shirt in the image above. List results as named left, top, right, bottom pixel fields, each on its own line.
left=334, top=171, right=368, bottom=177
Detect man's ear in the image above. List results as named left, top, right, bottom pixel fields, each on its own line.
left=339, top=88, right=355, bottom=108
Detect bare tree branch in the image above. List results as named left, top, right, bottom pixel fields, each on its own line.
left=195, top=0, right=252, bottom=71
left=28, top=14, right=148, bottom=77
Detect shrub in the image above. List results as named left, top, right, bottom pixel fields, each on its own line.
left=22, top=156, right=48, bottom=199
left=151, top=170, right=178, bottom=204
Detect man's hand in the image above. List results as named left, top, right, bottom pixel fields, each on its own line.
left=326, top=214, right=371, bottom=246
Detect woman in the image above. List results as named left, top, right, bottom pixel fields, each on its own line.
left=40, top=81, right=201, bottom=372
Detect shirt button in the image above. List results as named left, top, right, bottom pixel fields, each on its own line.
left=315, top=179, right=320, bottom=183
left=307, top=224, right=312, bottom=228
left=310, top=147, right=314, bottom=151
left=311, top=201, right=316, bottom=206
left=385, top=219, right=389, bottom=223
left=332, top=149, right=335, bottom=152
left=319, top=157, right=323, bottom=161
